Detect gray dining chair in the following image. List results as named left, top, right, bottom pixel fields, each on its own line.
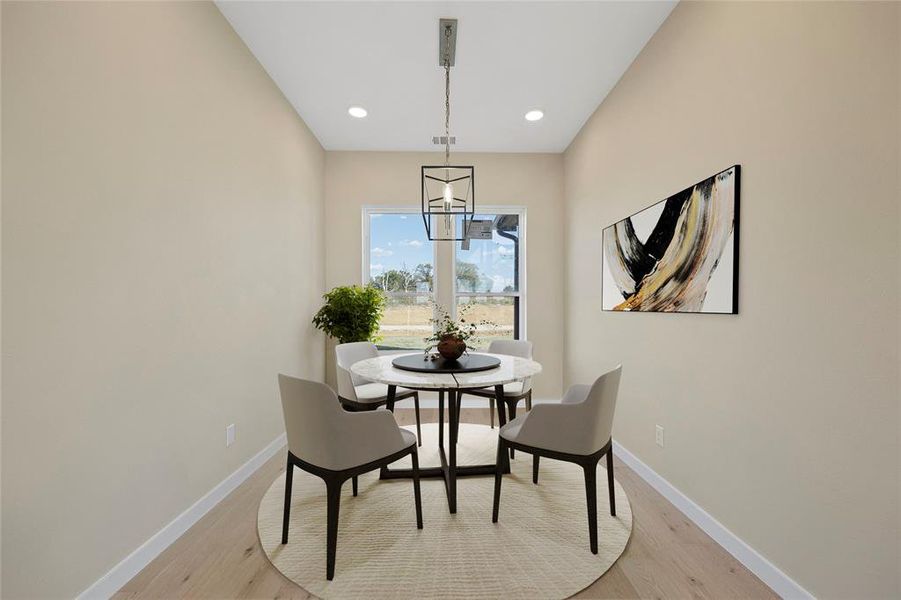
left=492, top=365, right=621, bottom=555
left=458, top=339, right=534, bottom=429
left=335, top=342, right=422, bottom=446
left=278, top=375, right=423, bottom=580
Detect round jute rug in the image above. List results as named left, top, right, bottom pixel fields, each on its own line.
left=257, top=423, right=632, bottom=599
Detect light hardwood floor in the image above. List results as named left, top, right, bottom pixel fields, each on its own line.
left=113, top=408, right=777, bottom=599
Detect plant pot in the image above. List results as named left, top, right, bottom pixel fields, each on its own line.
left=437, top=335, right=466, bottom=361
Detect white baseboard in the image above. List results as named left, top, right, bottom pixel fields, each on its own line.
left=77, top=433, right=287, bottom=600
left=612, top=441, right=814, bottom=600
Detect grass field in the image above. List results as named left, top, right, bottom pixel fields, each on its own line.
left=377, top=297, right=515, bottom=349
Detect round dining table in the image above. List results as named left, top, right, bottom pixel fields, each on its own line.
left=351, top=352, right=542, bottom=514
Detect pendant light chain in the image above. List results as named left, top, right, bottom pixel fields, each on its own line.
left=421, top=19, right=473, bottom=242
left=444, top=24, right=451, bottom=167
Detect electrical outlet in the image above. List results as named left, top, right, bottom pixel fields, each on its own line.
left=655, top=425, right=665, bottom=448
left=226, top=424, right=236, bottom=447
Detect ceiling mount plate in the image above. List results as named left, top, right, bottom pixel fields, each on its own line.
left=438, top=18, right=457, bottom=67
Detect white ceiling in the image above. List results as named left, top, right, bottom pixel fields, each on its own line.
left=216, top=1, right=676, bottom=153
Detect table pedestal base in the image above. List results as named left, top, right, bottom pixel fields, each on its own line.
left=380, top=385, right=510, bottom=514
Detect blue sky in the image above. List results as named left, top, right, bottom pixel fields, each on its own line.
left=368, top=213, right=433, bottom=274
left=369, top=213, right=518, bottom=292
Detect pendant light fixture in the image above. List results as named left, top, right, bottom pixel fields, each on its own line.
left=421, top=18, right=474, bottom=242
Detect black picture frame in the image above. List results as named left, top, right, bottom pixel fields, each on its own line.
left=601, top=165, right=740, bottom=315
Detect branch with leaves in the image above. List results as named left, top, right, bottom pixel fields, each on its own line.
left=312, top=285, right=386, bottom=344
left=423, top=302, right=497, bottom=353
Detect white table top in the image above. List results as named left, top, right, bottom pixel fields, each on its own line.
left=351, top=352, right=542, bottom=390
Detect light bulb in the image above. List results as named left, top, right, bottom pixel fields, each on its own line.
left=443, top=182, right=454, bottom=212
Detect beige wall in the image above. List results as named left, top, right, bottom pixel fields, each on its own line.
left=324, top=152, right=564, bottom=400
left=564, top=2, right=900, bottom=598
left=1, top=2, right=325, bottom=598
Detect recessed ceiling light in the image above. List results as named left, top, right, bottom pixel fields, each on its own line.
left=525, top=109, right=544, bottom=122
left=348, top=106, right=368, bottom=118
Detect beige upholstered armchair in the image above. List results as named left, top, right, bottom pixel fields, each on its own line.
left=458, top=339, right=534, bottom=430
left=335, top=341, right=422, bottom=445
left=278, top=375, right=423, bottom=580
left=492, top=365, right=622, bottom=554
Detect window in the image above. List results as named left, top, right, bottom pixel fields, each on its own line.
left=364, top=211, right=435, bottom=349
left=454, top=212, right=524, bottom=346
left=364, top=207, right=525, bottom=350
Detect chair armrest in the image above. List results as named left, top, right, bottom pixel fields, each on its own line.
left=515, top=402, right=596, bottom=456
left=562, top=384, right=591, bottom=404
left=335, top=364, right=358, bottom=401
left=333, top=409, right=408, bottom=470
left=520, top=376, right=533, bottom=394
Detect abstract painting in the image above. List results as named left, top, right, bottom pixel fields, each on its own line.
left=602, top=166, right=739, bottom=313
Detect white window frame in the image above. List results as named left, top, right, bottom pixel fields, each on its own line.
left=451, top=206, right=527, bottom=342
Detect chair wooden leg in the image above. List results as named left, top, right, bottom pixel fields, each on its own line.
left=526, top=389, right=533, bottom=411
left=281, top=456, right=293, bottom=544
left=352, top=475, right=358, bottom=497
left=492, top=439, right=506, bottom=523
left=489, top=396, right=495, bottom=428
left=606, top=447, right=616, bottom=517
left=583, top=461, right=599, bottom=554
left=325, top=478, right=343, bottom=580
left=411, top=450, right=423, bottom=529
left=532, top=454, right=540, bottom=484
left=413, top=392, right=422, bottom=447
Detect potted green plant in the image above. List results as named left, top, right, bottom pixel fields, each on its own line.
left=312, top=285, right=386, bottom=344
left=424, top=303, right=496, bottom=361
